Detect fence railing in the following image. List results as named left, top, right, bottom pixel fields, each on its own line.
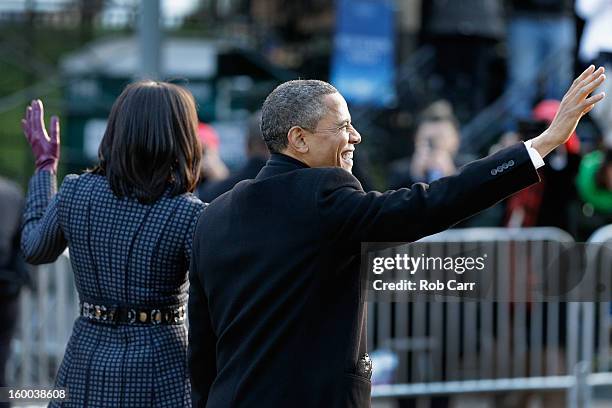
left=369, top=226, right=612, bottom=408
left=7, top=250, right=78, bottom=388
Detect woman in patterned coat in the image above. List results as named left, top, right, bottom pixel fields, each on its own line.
left=20, top=81, right=206, bottom=407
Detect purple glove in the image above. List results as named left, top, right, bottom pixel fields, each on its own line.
left=21, top=99, right=60, bottom=173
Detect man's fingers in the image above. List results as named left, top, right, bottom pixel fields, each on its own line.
left=583, top=91, right=606, bottom=107
left=568, top=65, right=595, bottom=94
left=577, top=73, right=606, bottom=99
left=580, top=66, right=605, bottom=88
left=566, top=66, right=602, bottom=99
left=584, top=67, right=605, bottom=86
left=582, top=104, right=595, bottom=115
left=573, top=65, right=595, bottom=87
left=586, top=66, right=604, bottom=81
left=564, top=67, right=605, bottom=103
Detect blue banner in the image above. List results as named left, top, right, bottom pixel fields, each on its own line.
left=330, top=0, right=396, bottom=107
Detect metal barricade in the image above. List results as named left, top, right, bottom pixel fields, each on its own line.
left=6, top=251, right=78, bottom=388
left=369, top=227, right=612, bottom=408
left=585, top=224, right=612, bottom=376
left=574, top=224, right=612, bottom=407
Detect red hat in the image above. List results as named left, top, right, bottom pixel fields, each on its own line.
left=198, top=123, right=220, bottom=151
left=533, top=100, right=580, bottom=154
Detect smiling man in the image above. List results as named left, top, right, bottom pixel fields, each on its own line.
left=189, top=72, right=605, bottom=408
left=279, top=91, right=360, bottom=171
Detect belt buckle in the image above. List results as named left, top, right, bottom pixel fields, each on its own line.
left=172, top=306, right=185, bottom=323
left=97, top=305, right=107, bottom=321
left=151, top=309, right=161, bottom=325
left=127, top=308, right=137, bottom=324
left=82, top=302, right=90, bottom=318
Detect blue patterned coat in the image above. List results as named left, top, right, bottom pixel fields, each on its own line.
left=21, top=170, right=206, bottom=407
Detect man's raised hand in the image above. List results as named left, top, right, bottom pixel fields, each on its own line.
left=532, top=65, right=605, bottom=158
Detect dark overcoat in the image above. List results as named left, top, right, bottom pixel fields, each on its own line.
left=188, top=144, right=540, bottom=407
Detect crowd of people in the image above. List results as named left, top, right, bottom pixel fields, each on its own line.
left=189, top=0, right=612, bottom=241
left=419, top=0, right=608, bottom=121
left=384, top=95, right=612, bottom=241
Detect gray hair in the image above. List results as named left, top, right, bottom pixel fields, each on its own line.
left=261, top=79, right=338, bottom=153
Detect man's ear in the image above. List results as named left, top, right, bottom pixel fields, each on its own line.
left=286, top=126, right=309, bottom=154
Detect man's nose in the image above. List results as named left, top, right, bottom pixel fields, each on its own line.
left=350, top=128, right=361, bottom=144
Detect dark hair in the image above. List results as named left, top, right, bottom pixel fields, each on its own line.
left=417, top=99, right=460, bottom=131
left=261, top=79, right=338, bottom=153
left=91, top=81, right=201, bottom=204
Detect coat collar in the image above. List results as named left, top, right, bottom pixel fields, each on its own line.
left=256, top=153, right=309, bottom=180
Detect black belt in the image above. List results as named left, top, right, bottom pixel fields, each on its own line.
left=80, top=301, right=186, bottom=325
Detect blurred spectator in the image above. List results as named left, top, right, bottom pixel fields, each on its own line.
left=505, top=100, right=582, bottom=232
left=576, top=147, right=612, bottom=238
left=0, top=176, right=30, bottom=405
left=196, top=122, right=229, bottom=200
left=396, top=0, right=422, bottom=62
left=198, top=112, right=270, bottom=202
left=505, top=0, right=575, bottom=129
left=576, top=0, right=612, bottom=146
left=423, top=0, right=505, bottom=120
left=576, top=0, right=612, bottom=64
left=388, top=101, right=461, bottom=189
left=489, top=130, right=521, bottom=155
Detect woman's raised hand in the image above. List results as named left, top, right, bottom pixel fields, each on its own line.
left=21, top=99, right=60, bottom=173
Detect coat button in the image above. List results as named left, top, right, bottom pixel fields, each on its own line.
left=497, top=165, right=504, bottom=172
left=491, top=169, right=497, bottom=175
left=502, top=163, right=509, bottom=170
left=509, top=160, right=514, bottom=166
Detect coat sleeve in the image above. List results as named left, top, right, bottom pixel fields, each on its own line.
left=21, top=170, right=76, bottom=264
left=183, top=200, right=207, bottom=265
left=188, top=216, right=217, bottom=407
left=317, top=143, right=541, bottom=249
